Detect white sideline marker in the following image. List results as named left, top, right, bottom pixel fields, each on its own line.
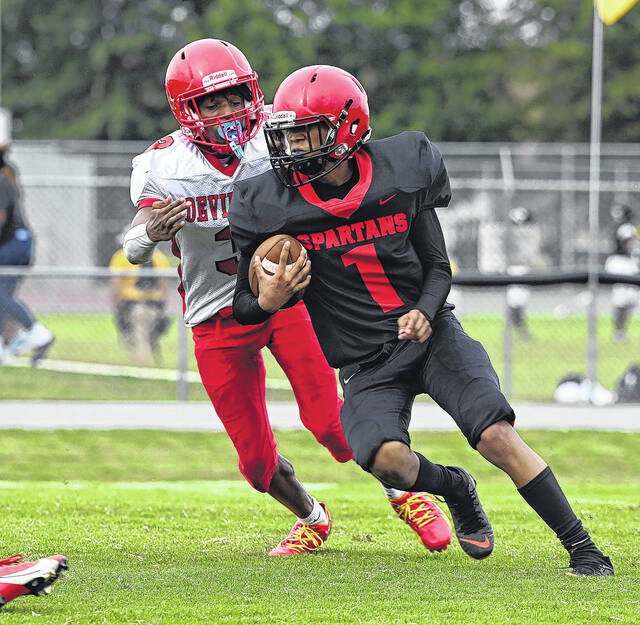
left=6, top=358, right=293, bottom=390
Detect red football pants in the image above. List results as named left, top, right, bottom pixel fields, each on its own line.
left=192, top=302, right=353, bottom=492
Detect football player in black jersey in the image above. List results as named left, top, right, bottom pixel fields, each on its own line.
left=229, top=65, right=613, bottom=576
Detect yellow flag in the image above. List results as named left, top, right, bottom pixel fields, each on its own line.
left=595, top=0, right=639, bottom=24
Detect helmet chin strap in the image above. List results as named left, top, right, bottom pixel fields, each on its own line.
left=217, top=121, right=245, bottom=159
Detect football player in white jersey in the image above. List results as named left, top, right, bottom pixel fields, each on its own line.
left=123, top=38, right=352, bottom=556
left=122, top=39, right=450, bottom=556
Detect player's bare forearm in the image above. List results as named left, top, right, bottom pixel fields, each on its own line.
left=397, top=309, right=432, bottom=342
left=135, top=196, right=188, bottom=241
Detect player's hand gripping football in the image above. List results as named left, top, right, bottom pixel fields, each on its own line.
left=255, top=242, right=310, bottom=313
left=146, top=195, right=189, bottom=241
left=398, top=309, right=432, bottom=343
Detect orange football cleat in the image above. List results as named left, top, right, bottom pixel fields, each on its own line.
left=390, top=492, right=452, bottom=552
left=269, top=503, right=332, bottom=556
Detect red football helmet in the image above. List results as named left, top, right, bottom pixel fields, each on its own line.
left=165, top=39, right=264, bottom=158
left=264, top=65, right=371, bottom=187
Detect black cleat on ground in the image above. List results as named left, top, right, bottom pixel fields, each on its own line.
left=566, top=549, right=614, bottom=577
left=442, top=466, right=494, bottom=560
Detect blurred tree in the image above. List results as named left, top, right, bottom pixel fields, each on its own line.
left=1, top=0, right=639, bottom=142
left=2, top=0, right=186, bottom=140
left=492, top=0, right=640, bottom=141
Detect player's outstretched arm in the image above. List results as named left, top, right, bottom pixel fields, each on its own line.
left=255, top=242, right=310, bottom=313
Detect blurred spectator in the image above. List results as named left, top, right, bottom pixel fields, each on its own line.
left=604, top=222, right=639, bottom=343
left=506, top=267, right=531, bottom=341
left=108, top=243, right=172, bottom=366
left=0, top=147, right=55, bottom=365
left=506, top=207, right=535, bottom=341
left=609, top=203, right=636, bottom=250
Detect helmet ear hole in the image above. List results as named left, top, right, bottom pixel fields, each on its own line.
left=333, top=143, right=348, bottom=157
left=349, top=119, right=360, bottom=135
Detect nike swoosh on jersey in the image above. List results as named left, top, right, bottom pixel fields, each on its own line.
left=379, top=193, right=397, bottom=205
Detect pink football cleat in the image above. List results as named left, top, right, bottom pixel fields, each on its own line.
left=0, top=554, right=68, bottom=609
left=269, top=503, right=332, bottom=556
left=390, top=492, right=452, bottom=552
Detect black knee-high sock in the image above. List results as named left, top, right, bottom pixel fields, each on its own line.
left=409, top=452, right=467, bottom=499
left=518, top=466, right=598, bottom=553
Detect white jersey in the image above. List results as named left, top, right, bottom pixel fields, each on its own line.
left=130, top=128, right=272, bottom=326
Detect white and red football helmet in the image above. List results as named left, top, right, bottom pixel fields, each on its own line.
left=264, top=65, right=371, bottom=186
left=165, top=39, right=264, bottom=158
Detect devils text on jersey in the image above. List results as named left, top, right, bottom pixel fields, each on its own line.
left=130, top=128, right=272, bottom=326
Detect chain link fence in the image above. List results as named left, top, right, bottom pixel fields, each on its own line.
left=1, top=140, right=638, bottom=402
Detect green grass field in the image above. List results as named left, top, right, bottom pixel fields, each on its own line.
left=1, top=429, right=638, bottom=624
left=1, top=312, right=639, bottom=402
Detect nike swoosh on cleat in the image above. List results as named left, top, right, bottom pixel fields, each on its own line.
left=459, top=536, right=491, bottom=548
left=379, top=194, right=397, bottom=205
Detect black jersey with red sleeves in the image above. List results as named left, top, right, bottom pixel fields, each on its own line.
left=230, top=131, right=452, bottom=368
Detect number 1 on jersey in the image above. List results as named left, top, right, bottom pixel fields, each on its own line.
left=341, top=243, right=404, bottom=312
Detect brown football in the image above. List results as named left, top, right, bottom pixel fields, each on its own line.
left=248, top=234, right=306, bottom=307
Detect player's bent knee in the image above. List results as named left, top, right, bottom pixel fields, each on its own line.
left=479, top=420, right=514, bottom=446
left=458, top=377, right=515, bottom=448
left=371, top=441, right=414, bottom=489
left=477, top=420, right=518, bottom=461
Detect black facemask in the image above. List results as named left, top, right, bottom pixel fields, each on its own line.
left=295, top=154, right=326, bottom=176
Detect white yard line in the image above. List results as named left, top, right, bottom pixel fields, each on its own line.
left=5, top=358, right=292, bottom=390
left=0, top=399, right=638, bottom=431
left=0, top=480, right=335, bottom=493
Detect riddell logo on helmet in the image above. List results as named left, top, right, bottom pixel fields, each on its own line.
left=266, top=111, right=297, bottom=127
left=202, top=70, right=238, bottom=91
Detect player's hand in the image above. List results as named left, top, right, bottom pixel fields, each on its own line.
left=146, top=195, right=189, bottom=241
left=397, top=309, right=432, bottom=343
left=256, top=242, right=310, bottom=313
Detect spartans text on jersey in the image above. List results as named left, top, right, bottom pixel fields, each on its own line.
left=296, top=212, right=408, bottom=251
